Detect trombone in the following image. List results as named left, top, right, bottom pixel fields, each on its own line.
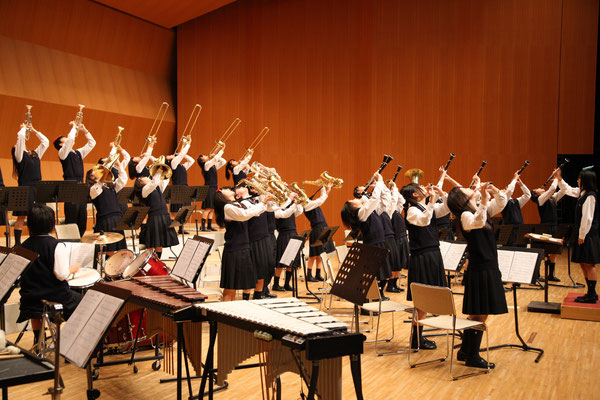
left=239, top=127, right=269, bottom=161
left=208, top=118, right=241, bottom=157
left=140, top=102, right=169, bottom=157
left=24, top=105, right=33, bottom=140
left=175, top=104, right=202, bottom=154
left=149, top=155, right=173, bottom=180
left=74, top=104, right=85, bottom=137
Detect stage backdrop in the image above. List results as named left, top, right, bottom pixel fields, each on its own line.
left=177, top=0, right=598, bottom=241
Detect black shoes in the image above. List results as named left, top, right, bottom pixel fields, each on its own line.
left=306, top=274, right=319, bottom=282
left=547, top=275, right=561, bottom=282
left=411, top=336, right=437, bottom=350
left=465, top=356, right=495, bottom=369
left=272, top=283, right=286, bottom=292
left=263, top=290, right=277, bottom=298
left=574, top=293, right=598, bottom=303
left=314, top=271, right=325, bottom=281
left=386, top=286, right=402, bottom=293
left=283, top=284, right=293, bottom=291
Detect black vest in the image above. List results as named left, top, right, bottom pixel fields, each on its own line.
left=60, top=150, right=84, bottom=181
left=142, top=187, right=168, bottom=216
left=224, top=218, right=250, bottom=252
left=92, top=187, right=122, bottom=220
left=305, top=206, right=327, bottom=228
left=233, top=171, right=247, bottom=186
left=111, top=167, right=119, bottom=180
left=392, top=210, right=407, bottom=238
left=501, top=199, right=524, bottom=225
left=171, top=164, right=188, bottom=186
left=128, top=160, right=150, bottom=179
left=435, top=198, right=451, bottom=227
left=266, top=212, right=276, bottom=234
left=13, top=151, right=41, bottom=185
left=20, top=235, right=69, bottom=300
left=360, top=212, right=385, bottom=245
left=247, top=209, right=270, bottom=242
left=380, top=213, right=395, bottom=239
left=532, top=196, right=558, bottom=225
left=275, top=214, right=297, bottom=234
left=575, top=191, right=600, bottom=238
left=200, top=161, right=218, bottom=187
left=406, top=204, right=439, bottom=255
left=460, top=219, right=498, bottom=270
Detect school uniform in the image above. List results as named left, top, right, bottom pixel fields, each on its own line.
left=13, top=127, right=49, bottom=216
left=275, top=201, right=303, bottom=269
left=532, top=179, right=565, bottom=236
left=405, top=195, right=450, bottom=301
left=501, top=179, right=531, bottom=245
left=379, top=184, right=402, bottom=271
left=139, top=172, right=179, bottom=248
left=266, top=211, right=278, bottom=283
left=128, top=151, right=153, bottom=179
left=18, top=235, right=81, bottom=322
left=304, top=187, right=335, bottom=256
left=221, top=201, right=266, bottom=289
left=241, top=198, right=277, bottom=282
left=169, top=144, right=195, bottom=212
left=59, top=125, right=96, bottom=236
left=199, top=149, right=226, bottom=209
left=459, top=191, right=509, bottom=315
left=232, top=154, right=252, bottom=186
left=391, top=188, right=410, bottom=268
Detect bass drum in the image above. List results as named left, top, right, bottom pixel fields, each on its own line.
left=122, top=249, right=169, bottom=279
left=104, top=249, right=135, bottom=280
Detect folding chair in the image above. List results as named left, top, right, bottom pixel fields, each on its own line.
left=408, top=283, right=491, bottom=380
left=55, top=223, right=81, bottom=241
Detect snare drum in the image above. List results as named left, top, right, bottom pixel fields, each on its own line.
left=104, top=249, right=135, bottom=280
left=68, top=268, right=101, bottom=294
left=122, top=249, right=169, bottom=279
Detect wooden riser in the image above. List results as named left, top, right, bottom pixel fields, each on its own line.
left=561, top=293, right=600, bottom=322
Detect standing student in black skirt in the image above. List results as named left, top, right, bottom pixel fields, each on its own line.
left=389, top=181, right=410, bottom=292
left=197, top=149, right=226, bottom=231
left=557, top=168, right=600, bottom=303
left=400, top=182, right=450, bottom=350
left=214, top=187, right=273, bottom=301
left=304, top=183, right=334, bottom=282
left=501, top=172, right=531, bottom=245
left=54, top=120, right=96, bottom=237
left=273, top=193, right=303, bottom=291
left=341, top=173, right=392, bottom=296
left=128, top=138, right=155, bottom=179
left=86, top=145, right=130, bottom=253
left=379, top=181, right=403, bottom=293
left=531, top=177, right=567, bottom=281
left=12, top=122, right=49, bottom=245
left=435, top=167, right=455, bottom=240
left=264, top=211, right=278, bottom=298
left=134, top=170, right=179, bottom=258
left=17, top=204, right=82, bottom=344
left=225, top=151, right=253, bottom=186
left=166, top=140, right=195, bottom=231
left=447, top=182, right=508, bottom=369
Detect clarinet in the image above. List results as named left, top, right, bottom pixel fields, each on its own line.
left=543, top=158, right=569, bottom=187
left=443, top=153, right=456, bottom=171
left=517, top=160, right=531, bottom=175
left=391, top=165, right=403, bottom=183
left=469, top=161, right=487, bottom=188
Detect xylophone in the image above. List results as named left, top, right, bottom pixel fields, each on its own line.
left=174, top=297, right=365, bottom=400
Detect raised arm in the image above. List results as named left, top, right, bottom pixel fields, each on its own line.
left=14, top=126, right=27, bottom=163
left=58, top=124, right=77, bottom=160
left=233, top=153, right=252, bottom=175
left=204, top=149, right=224, bottom=171
left=224, top=202, right=267, bottom=221
left=537, top=179, right=558, bottom=206
left=304, top=186, right=329, bottom=211
left=171, top=143, right=190, bottom=169
left=516, top=179, right=531, bottom=208
left=33, top=128, right=49, bottom=159
left=142, top=172, right=161, bottom=198
left=359, top=180, right=384, bottom=222
left=77, top=125, right=96, bottom=160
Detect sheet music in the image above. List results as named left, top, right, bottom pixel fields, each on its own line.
left=60, top=290, right=124, bottom=368
left=497, top=250, right=515, bottom=282
left=509, top=252, right=539, bottom=284
left=280, top=238, right=302, bottom=267
left=439, top=241, right=451, bottom=258
left=442, top=243, right=466, bottom=271
left=67, top=243, right=95, bottom=269
left=0, top=253, right=31, bottom=301
left=184, top=241, right=211, bottom=282
left=172, top=238, right=199, bottom=278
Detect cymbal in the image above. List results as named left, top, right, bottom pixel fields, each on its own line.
left=81, top=232, right=124, bottom=245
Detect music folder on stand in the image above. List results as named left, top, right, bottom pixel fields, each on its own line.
left=114, top=206, right=149, bottom=254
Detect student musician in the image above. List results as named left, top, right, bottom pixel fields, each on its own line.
left=264, top=211, right=278, bottom=298
left=389, top=182, right=409, bottom=292
left=166, top=139, right=195, bottom=232
left=304, top=183, right=335, bottom=282
left=341, top=174, right=392, bottom=295
left=225, top=151, right=253, bottom=186
left=531, top=177, right=567, bottom=281
left=54, top=121, right=96, bottom=237
left=400, top=182, right=450, bottom=350
left=128, top=137, right=156, bottom=179
left=214, top=187, right=273, bottom=301
left=134, top=169, right=179, bottom=258
left=197, top=148, right=227, bottom=231
left=272, top=193, right=303, bottom=291
left=501, top=172, right=531, bottom=245
left=557, top=168, right=600, bottom=303
left=86, top=144, right=130, bottom=253
left=17, top=204, right=82, bottom=343
left=12, top=122, right=49, bottom=245
left=447, top=182, right=508, bottom=369
left=435, top=167, right=455, bottom=240
left=379, top=181, right=403, bottom=293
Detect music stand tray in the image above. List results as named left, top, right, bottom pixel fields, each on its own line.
left=115, top=206, right=149, bottom=253
left=35, top=181, right=61, bottom=204
left=188, top=186, right=209, bottom=204
left=169, top=205, right=196, bottom=247
left=311, top=225, right=339, bottom=248
left=58, top=182, right=90, bottom=205
left=117, top=188, right=135, bottom=205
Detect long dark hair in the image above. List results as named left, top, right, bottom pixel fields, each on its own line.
left=579, top=170, right=597, bottom=193
left=341, top=201, right=360, bottom=230
left=214, top=187, right=236, bottom=228
left=197, top=155, right=207, bottom=171
left=133, top=178, right=145, bottom=202
left=400, top=183, right=422, bottom=211
left=225, top=159, right=235, bottom=180
left=447, top=187, right=492, bottom=231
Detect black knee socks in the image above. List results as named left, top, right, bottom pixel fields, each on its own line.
left=201, top=219, right=206, bottom=230
left=14, top=229, right=22, bottom=246
left=284, top=272, right=293, bottom=288
left=387, top=278, right=398, bottom=289
left=549, top=262, right=556, bottom=276
left=155, top=251, right=162, bottom=259
left=33, top=329, right=40, bottom=345
left=378, top=279, right=387, bottom=294
left=242, top=293, right=250, bottom=300
left=588, top=279, right=597, bottom=296
left=207, top=219, right=213, bottom=229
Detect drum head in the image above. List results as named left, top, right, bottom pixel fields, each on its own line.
left=123, top=249, right=154, bottom=278
left=105, top=249, right=135, bottom=278
left=68, top=268, right=101, bottom=289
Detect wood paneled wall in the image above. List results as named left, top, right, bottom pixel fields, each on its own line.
left=0, top=0, right=176, bottom=185
left=178, top=0, right=598, bottom=239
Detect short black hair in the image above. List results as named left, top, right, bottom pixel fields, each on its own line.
left=579, top=170, right=597, bottom=193
left=53, top=136, right=65, bottom=151
left=27, top=204, right=55, bottom=235
left=225, top=159, right=235, bottom=180
left=353, top=186, right=363, bottom=199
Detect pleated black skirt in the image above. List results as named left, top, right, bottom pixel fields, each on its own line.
left=170, top=201, right=191, bottom=213
left=220, top=248, right=257, bottom=290
left=202, top=186, right=217, bottom=209
left=369, top=241, right=393, bottom=281
left=140, top=213, right=179, bottom=248
left=395, top=235, right=410, bottom=269
left=14, top=183, right=37, bottom=216
left=406, top=249, right=447, bottom=301
left=276, top=231, right=300, bottom=269
left=572, top=233, right=600, bottom=264
left=309, top=224, right=335, bottom=257
left=384, top=237, right=402, bottom=271
left=250, top=236, right=275, bottom=280
left=462, top=266, right=508, bottom=315
left=95, top=213, right=127, bottom=252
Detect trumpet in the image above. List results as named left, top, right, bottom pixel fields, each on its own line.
left=108, top=126, right=125, bottom=157
left=140, top=102, right=169, bottom=157
left=209, top=118, right=241, bottom=157
left=176, top=104, right=201, bottom=154
left=149, top=155, right=173, bottom=180
left=239, top=127, right=269, bottom=161
left=74, top=104, right=85, bottom=137
left=24, top=105, right=33, bottom=140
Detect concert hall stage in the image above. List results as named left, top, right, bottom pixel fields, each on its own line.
left=561, top=293, right=600, bottom=322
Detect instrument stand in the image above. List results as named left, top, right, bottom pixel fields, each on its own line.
left=188, top=186, right=209, bottom=236
left=489, top=283, right=544, bottom=362
left=169, top=205, right=196, bottom=258
left=527, top=258, right=562, bottom=314
left=279, top=234, right=309, bottom=300
left=293, top=230, right=319, bottom=303
left=115, top=206, right=149, bottom=254
left=41, top=301, right=64, bottom=400
left=549, top=244, right=585, bottom=288
left=36, top=181, right=62, bottom=225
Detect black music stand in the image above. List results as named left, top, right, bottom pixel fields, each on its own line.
left=115, top=206, right=149, bottom=253
left=188, top=186, right=209, bottom=234
left=295, top=229, right=320, bottom=303
left=547, top=224, right=583, bottom=289
left=58, top=181, right=90, bottom=227
left=278, top=235, right=307, bottom=299
left=3, top=187, right=31, bottom=248
left=310, top=225, right=339, bottom=250
left=525, top=234, right=563, bottom=314
left=169, top=205, right=196, bottom=251
left=35, top=181, right=62, bottom=224
left=117, top=187, right=135, bottom=205
left=0, top=189, right=8, bottom=246
left=489, top=246, right=544, bottom=362
left=0, top=246, right=38, bottom=331
left=162, top=186, right=173, bottom=205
